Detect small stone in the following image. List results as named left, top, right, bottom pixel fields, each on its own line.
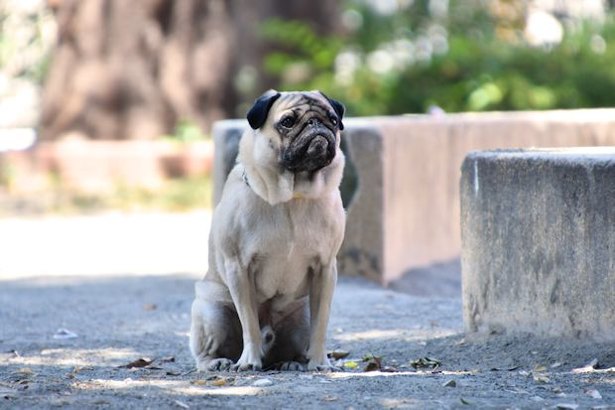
left=585, top=389, right=602, bottom=399
left=252, top=378, right=273, bottom=387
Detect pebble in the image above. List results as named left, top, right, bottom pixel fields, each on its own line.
left=252, top=378, right=274, bottom=387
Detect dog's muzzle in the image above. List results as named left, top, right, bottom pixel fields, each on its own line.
left=281, top=120, right=336, bottom=173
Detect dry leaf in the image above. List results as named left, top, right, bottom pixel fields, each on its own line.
left=120, top=358, right=153, bottom=369
left=343, top=361, right=359, bottom=370
left=328, top=350, right=350, bottom=360
left=410, top=357, right=441, bottom=369
left=555, top=404, right=578, bottom=410
left=191, top=380, right=207, bottom=386
left=363, top=357, right=382, bottom=372
left=211, top=378, right=227, bottom=387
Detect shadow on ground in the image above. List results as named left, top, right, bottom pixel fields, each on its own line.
left=1, top=274, right=614, bottom=409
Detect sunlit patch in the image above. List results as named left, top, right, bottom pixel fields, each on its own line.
left=327, top=369, right=474, bottom=380
left=334, top=328, right=458, bottom=342
left=75, top=379, right=262, bottom=396
left=8, top=347, right=140, bottom=368
left=380, top=398, right=421, bottom=407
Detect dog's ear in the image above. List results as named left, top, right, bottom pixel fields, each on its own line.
left=247, top=89, right=282, bottom=130
left=319, top=91, right=345, bottom=130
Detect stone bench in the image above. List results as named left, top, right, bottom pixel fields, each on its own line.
left=213, top=110, right=615, bottom=285
left=461, top=148, right=615, bottom=340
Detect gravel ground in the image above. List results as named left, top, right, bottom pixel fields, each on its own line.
left=1, top=213, right=614, bottom=409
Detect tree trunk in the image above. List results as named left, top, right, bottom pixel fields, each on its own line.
left=41, top=0, right=236, bottom=140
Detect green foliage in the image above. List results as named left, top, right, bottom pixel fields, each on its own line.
left=163, top=120, right=209, bottom=142
left=262, top=1, right=615, bottom=115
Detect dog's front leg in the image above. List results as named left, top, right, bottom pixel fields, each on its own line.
left=224, top=260, right=263, bottom=371
left=307, top=261, right=338, bottom=371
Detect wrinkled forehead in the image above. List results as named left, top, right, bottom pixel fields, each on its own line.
left=271, top=92, right=333, bottom=118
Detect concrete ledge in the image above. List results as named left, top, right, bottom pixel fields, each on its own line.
left=0, top=139, right=213, bottom=193
left=461, top=148, right=615, bottom=340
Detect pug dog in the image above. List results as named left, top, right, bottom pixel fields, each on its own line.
left=189, top=90, right=346, bottom=372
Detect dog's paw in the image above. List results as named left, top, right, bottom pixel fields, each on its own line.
left=196, top=357, right=234, bottom=372
left=231, top=361, right=262, bottom=372
left=279, top=361, right=306, bottom=372
left=307, top=358, right=340, bottom=372
left=208, top=358, right=234, bottom=371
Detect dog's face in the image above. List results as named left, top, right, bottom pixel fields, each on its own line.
left=247, top=90, right=345, bottom=174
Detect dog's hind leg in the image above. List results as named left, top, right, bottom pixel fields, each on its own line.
left=190, top=291, right=242, bottom=372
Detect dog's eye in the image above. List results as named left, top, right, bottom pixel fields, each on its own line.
left=280, top=117, right=295, bottom=128
left=329, top=115, right=338, bottom=126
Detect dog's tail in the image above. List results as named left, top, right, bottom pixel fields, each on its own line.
left=260, top=325, right=275, bottom=356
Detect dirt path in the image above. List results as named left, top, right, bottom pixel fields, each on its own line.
left=1, top=214, right=614, bottom=409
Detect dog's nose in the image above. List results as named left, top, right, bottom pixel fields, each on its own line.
left=307, top=135, right=328, bottom=157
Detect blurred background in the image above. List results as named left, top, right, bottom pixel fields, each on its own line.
left=0, top=0, right=614, bottom=279
left=1, top=0, right=614, bottom=215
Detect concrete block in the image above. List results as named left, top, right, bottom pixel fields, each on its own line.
left=212, top=110, right=615, bottom=285
left=461, top=148, right=615, bottom=340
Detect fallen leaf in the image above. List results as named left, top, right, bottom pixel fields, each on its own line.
left=211, top=378, right=227, bottom=387
left=343, top=361, right=359, bottom=370
left=120, top=358, right=153, bottom=369
left=410, top=357, right=441, bottom=369
left=460, top=397, right=471, bottom=405
left=555, top=404, right=578, bottom=410
left=533, top=365, right=547, bottom=372
left=166, top=371, right=181, bottom=376
left=191, top=380, right=207, bottom=386
left=363, top=357, right=382, bottom=372
left=328, top=350, right=350, bottom=360
left=585, top=389, right=602, bottom=399
left=490, top=366, right=519, bottom=372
